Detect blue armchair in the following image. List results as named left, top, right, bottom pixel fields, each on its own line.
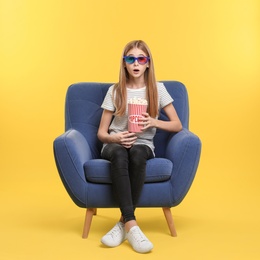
left=53, top=81, right=201, bottom=238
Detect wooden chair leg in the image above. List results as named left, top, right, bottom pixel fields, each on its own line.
left=82, top=208, right=96, bottom=238
left=162, top=207, right=177, bottom=237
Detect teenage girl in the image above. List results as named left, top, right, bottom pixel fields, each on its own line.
left=97, top=40, right=182, bottom=253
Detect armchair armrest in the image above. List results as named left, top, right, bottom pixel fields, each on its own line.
left=165, top=128, right=202, bottom=206
left=53, top=129, right=92, bottom=207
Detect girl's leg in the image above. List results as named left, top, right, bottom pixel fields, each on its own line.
left=126, top=146, right=154, bottom=254
left=101, top=143, right=136, bottom=222
left=101, top=144, right=154, bottom=252
left=128, top=145, right=154, bottom=208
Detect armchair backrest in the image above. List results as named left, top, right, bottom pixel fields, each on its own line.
left=65, top=81, right=189, bottom=159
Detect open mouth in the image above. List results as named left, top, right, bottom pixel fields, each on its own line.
left=133, top=69, right=140, bottom=73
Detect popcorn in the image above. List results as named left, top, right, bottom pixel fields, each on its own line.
left=128, top=97, right=148, bottom=105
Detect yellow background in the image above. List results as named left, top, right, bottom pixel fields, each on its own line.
left=1, top=0, right=259, bottom=259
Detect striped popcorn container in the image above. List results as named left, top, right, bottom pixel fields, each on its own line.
left=128, top=103, right=147, bottom=133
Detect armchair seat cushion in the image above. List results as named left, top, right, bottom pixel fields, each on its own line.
left=84, top=158, right=173, bottom=184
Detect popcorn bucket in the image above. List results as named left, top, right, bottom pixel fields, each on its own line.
left=128, top=103, right=147, bottom=133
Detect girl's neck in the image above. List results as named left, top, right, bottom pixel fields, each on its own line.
left=126, top=78, right=145, bottom=89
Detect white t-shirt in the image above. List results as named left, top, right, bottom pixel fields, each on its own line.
left=101, top=82, right=173, bottom=154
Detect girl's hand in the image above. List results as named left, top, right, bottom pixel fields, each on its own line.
left=138, top=104, right=183, bottom=133
left=113, top=131, right=137, bottom=148
left=139, top=112, right=157, bottom=130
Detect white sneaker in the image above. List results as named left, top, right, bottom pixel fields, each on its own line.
left=101, top=222, right=126, bottom=247
left=126, top=226, right=153, bottom=253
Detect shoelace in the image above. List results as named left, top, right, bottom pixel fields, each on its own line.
left=108, top=224, right=123, bottom=237
left=131, top=228, right=147, bottom=243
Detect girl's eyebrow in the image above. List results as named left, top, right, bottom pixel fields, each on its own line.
left=127, top=54, right=145, bottom=57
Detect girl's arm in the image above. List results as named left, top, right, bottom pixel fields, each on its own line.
left=97, top=109, right=114, bottom=144
left=97, top=109, right=137, bottom=148
left=141, top=103, right=182, bottom=133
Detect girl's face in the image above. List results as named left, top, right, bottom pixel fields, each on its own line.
left=124, top=47, right=149, bottom=80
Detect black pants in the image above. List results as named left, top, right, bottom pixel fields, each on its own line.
left=101, top=144, right=154, bottom=223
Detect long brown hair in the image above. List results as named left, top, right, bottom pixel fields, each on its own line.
left=112, top=40, right=158, bottom=117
